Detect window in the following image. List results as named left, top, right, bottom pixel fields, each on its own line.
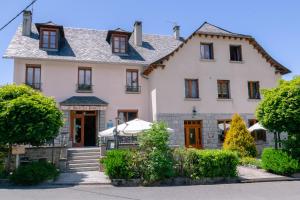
left=248, top=81, right=260, bottom=99
left=248, top=119, right=266, bottom=142
left=78, top=68, right=92, bottom=91
left=248, top=119, right=258, bottom=127
left=185, top=79, right=199, bottom=99
left=200, top=43, right=214, bottom=59
left=25, top=65, right=41, bottom=90
left=230, top=45, right=242, bottom=61
left=41, top=29, right=57, bottom=49
left=118, top=110, right=138, bottom=122
left=217, top=80, right=230, bottom=99
left=126, top=69, right=140, bottom=92
left=218, top=119, right=231, bottom=142
left=112, top=35, right=127, bottom=54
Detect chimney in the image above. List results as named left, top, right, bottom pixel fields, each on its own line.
left=173, top=25, right=180, bottom=40
left=22, top=10, right=32, bottom=36
left=134, top=21, right=142, bottom=46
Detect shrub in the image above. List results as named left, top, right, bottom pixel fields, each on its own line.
left=9, top=161, right=59, bottom=185
left=261, top=148, right=299, bottom=175
left=100, top=149, right=139, bottom=179
left=173, top=148, right=186, bottom=177
left=138, top=122, right=174, bottom=183
left=283, top=134, right=300, bottom=161
left=223, top=114, right=257, bottom=157
left=239, top=157, right=261, bottom=168
left=184, top=149, right=239, bottom=179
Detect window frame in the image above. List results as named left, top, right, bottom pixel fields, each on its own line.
left=217, top=80, right=231, bottom=99
left=185, top=79, right=199, bottom=99
left=117, top=109, right=138, bottom=122
left=248, top=81, right=261, bottom=99
left=229, top=45, right=242, bottom=61
left=126, top=69, right=140, bottom=93
left=200, top=42, right=214, bottom=60
left=40, top=28, right=59, bottom=49
left=25, top=64, right=41, bottom=90
left=77, top=67, right=92, bottom=92
left=218, top=119, right=232, bottom=142
left=112, top=34, right=128, bottom=54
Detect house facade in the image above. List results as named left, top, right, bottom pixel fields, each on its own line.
left=4, top=11, right=290, bottom=150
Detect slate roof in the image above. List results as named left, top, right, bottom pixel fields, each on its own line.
left=3, top=25, right=182, bottom=65
left=60, top=96, right=108, bottom=106
left=196, top=22, right=251, bottom=37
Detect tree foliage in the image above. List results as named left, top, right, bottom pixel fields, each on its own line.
left=256, top=76, right=300, bottom=134
left=138, top=122, right=174, bottom=184
left=223, top=113, right=257, bottom=157
left=0, top=84, right=64, bottom=146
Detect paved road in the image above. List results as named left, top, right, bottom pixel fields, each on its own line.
left=1, top=181, right=300, bottom=200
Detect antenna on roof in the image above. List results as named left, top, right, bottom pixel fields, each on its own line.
left=166, top=21, right=178, bottom=27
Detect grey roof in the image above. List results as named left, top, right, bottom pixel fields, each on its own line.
left=60, top=96, right=108, bottom=106
left=3, top=25, right=182, bottom=65
left=196, top=22, right=251, bottom=37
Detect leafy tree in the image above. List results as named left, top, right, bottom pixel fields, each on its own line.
left=138, top=122, right=174, bottom=184
left=256, top=76, right=300, bottom=149
left=223, top=114, right=257, bottom=157
left=0, top=84, right=64, bottom=171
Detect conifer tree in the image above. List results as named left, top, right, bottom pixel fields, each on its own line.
left=223, top=113, right=257, bottom=157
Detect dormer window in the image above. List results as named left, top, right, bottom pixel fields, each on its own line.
left=106, top=28, right=132, bottom=55
left=35, top=21, right=65, bottom=51
left=112, top=35, right=127, bottom=54
left=41, top=29, right=58, bottom=49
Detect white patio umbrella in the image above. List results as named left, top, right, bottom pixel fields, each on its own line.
left=99, top=118, right=173, bottom=137
left=248, top=122, right=267, bottom=132
left=218, top=123, right=230, bottom=131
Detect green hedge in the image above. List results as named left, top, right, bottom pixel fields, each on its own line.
left=175, top=149, right=239, bottom=179
left=9, top=161, right=59, bottom=185
left=100, top=149, right=139, bottom=179
left=261, top=148, right=299, bottom=175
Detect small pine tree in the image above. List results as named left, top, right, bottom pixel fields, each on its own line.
left=223, top=114, right=257, bottom=157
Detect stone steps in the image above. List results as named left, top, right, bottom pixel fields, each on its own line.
left=67, top=148, right=101, bottom=172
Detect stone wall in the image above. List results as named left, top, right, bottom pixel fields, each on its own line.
left=9, top=147, right=68, bottom=171
left=157, top=113, right=275, bottom=152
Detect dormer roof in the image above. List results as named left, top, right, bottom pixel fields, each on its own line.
left=35, top=21, right=65, bottom=38
left=106, top=28, right=132, bottom=43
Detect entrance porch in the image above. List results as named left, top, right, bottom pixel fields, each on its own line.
left=60, top=96, right=108, bottom=148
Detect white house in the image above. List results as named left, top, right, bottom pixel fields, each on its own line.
left=4, top=11, right=290, bottom=151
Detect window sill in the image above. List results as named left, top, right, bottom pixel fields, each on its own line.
left=216, top=98, right=233, bottom=101
left=76, top=90, right=93, bottom=93
left=229, top=60, right=244, bottom=64
left=113, top=52, right=129, bottom=56
left=248, top=98, right=261, bottom=101
left=200, top=58, right=215, bottom=62
left=184, top=97, right=201, bottom=101
left=126, top=91, right=141, bottom=94
left=40, top=48, right=58, bottom=52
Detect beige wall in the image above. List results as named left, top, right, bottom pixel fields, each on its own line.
left=149, top=35, right=281, bottom=117
left=13, top=34, right=282, bottom=124
left=14, top=59, right=151, bottom=125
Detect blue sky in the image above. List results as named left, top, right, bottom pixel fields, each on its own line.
left=0, top=0, right=299, bottom=84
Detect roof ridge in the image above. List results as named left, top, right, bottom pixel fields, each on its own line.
left=201, top=21, right=234, bottom=34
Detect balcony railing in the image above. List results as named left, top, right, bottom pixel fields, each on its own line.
left=25, top=82, right=42, bottom=90
left=77, top=84, right=93, bottom=92
left=125, top=85, right=141, bottom=93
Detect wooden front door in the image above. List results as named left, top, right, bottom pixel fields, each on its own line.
left=71, top=111, right=97, bottom=147
left=184, top=120, right=202, bottom=149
